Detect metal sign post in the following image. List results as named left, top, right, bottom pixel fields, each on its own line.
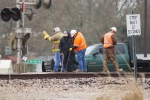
left=126, top=13, right=141, bottom=81
left=132, top=34, right=137, bottom=80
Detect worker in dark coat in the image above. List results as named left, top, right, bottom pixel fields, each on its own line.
left=59, top=31, right=77, bottom=72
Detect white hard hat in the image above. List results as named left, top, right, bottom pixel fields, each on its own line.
left=70, top=30, right=77, bottom=37
left=54, top=27, right=60, bottom=33
left=110, top=27, right=117, bottom=32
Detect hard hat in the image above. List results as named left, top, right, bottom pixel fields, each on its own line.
left=63, top=31, right=68, bottom=36
left=110, top=27, right=117, bottom=32
left=70, top=30, right=77, bottom=37
left=54, top=27, right=60, bottom=33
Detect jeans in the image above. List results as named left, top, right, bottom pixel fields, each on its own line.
left=53, top=52, right=61, bottom=72
left=76, top=48, right=87, bottom=71
left=60, top=55, right=65, bottom=72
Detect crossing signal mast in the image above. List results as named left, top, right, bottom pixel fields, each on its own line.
left=1, top=0, right=53, bottom=70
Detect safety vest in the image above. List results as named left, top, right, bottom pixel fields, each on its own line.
left=73, top=32, right=87, bottom=51
left=104, top=32, right=113, bottom=48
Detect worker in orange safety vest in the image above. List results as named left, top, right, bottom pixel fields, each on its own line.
left=100, top=27, right=120, bottom=72
left=69, top=30, right=87, bottom=72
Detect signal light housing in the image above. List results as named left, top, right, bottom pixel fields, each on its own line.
left=1, top=8, right=11, bottom=22
left=34, top=0, right=42, bottom=9
left=11, top=7, right=21, bottom=21
left=1, top=7, right=21, bottom=22
left=43, top=0, right=52, bottom=9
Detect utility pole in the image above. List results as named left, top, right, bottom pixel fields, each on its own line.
left=144, top=0, right=147, bottom=57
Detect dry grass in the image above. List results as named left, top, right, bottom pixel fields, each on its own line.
left=96, top=82, right=145, bottom=100
left=121, top=83, right=144, bottom=100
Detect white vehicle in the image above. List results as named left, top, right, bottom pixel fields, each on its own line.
left=0, top=60, right=13, bottom=74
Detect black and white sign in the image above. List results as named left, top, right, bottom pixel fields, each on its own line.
left=126, top=14, right=141, bottom=36
left=5, top=46, right=12, bottom=55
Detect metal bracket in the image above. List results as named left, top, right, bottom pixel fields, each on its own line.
left=13, top=28, right=32, bottom=38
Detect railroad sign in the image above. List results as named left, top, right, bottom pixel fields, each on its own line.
left=26, top=60, right=42, bottom=64
left=5, top=46, right=12, bottom=55
left=126, top=14, right=141, bottom=36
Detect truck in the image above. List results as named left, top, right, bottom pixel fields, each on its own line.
left=42, top=41, right=150, bottom=72
left=85, top=41, right=150, bottom=72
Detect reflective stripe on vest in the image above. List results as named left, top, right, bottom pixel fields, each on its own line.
left=104, top=32, right=113, bottom=48
left=53, top=40, right=60, bottom=44
left=52, top=48, right=60, bottom=52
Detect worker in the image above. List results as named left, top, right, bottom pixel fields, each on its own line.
left=69, top=30, right=87, bottom=72
left=100, top=27, right=120, bottom=72
left=59, top=31, right=77, bottom=72
left=42, top=27, right=64, bottom=72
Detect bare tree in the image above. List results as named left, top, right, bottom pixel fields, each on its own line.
left=0, top=0, right=149, bottom=57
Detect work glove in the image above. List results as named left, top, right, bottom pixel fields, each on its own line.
left=44, top=34, right=49, bottom=40
left=69, top=48, right=73, bottom=51
left=42, top=31, right=51, bottom=41
left=43, top=30, right=48, bottom=36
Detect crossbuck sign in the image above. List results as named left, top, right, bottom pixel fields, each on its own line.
left=126, top=14, right=141, bottom=36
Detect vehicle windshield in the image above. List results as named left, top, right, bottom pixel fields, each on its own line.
left=85, top=44, right=99, bottom=55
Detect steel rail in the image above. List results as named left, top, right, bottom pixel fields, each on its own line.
left=0, top=72, right=149, bottom=79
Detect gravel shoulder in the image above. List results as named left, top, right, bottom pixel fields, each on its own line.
left=0, top=77, right=149, bottom=100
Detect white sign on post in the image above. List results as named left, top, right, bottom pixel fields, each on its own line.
left=126, top=14, right=141, bottom=36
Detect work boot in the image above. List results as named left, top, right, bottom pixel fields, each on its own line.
left=74, top=69, right=83, bottom=72
left=102, top=66, right=109, bottom=72
left=51, top=70, right=57, bottom=72
left=83, top=70, right=87, bottom=72
left=115, top=68, right=124, bottom=73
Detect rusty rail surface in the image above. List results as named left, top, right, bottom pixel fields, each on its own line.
left=0, top=72, right=150, bottom=79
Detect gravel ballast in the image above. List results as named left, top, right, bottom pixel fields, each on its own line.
left=0, top=77, right=149, bottom=100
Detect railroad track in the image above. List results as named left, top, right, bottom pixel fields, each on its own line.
left=0, top=72, right=150, bottom=79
